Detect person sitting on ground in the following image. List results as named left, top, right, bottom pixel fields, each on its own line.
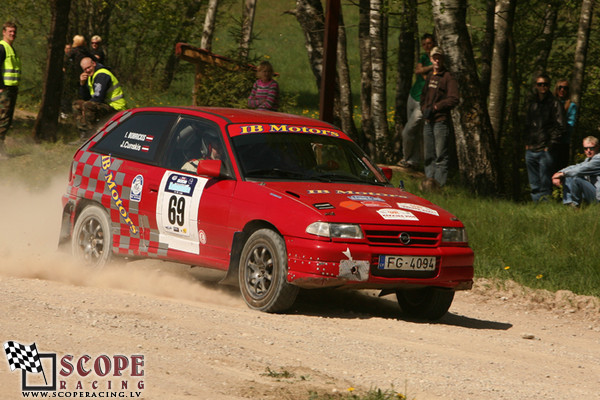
left=551, top=136, right=600, bottom=208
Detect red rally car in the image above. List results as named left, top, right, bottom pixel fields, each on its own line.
left=59, top=107, right=473, bottom=319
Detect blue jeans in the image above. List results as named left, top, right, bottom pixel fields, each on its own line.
left=423, top=120, right=449, bottom=186
left=525, top=150, right=554, bottom=202
left=563, top=176, right=598, bottom=206
left=401, top=96, right=423, bottom=165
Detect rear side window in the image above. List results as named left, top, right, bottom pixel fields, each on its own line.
left=92, top=112, right=177, bottom=163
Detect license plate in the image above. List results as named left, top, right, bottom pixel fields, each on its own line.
left=377, top=255, right=436, bottom=271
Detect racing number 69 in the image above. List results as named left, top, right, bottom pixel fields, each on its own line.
left=168, top=195, right=185, bottom=226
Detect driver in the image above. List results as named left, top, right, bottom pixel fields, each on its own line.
left=181, top=135, right=222, bottom=172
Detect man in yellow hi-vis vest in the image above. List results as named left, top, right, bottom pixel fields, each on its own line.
left=0, top=21, right=20, bottom=158
left=72, top=56, right=127, bottom=139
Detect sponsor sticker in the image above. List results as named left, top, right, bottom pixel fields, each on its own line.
left=376, top=208, right=419, bottom=221
left=396, top=202, right=439, bottom=216
left=130, top=175, right=143, bottom=202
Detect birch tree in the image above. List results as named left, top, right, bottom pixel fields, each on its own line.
left=369, top=0, right=388, bottom=161
left=488, top=0, right=516, bottom=143
left=240, top=0, right=257, bottom=59
left=358, top=0, right=374, bottom=156
left=201, top=0, right=219, bottom=51
left=288, top=0, right=357, bottom=139
left=570, top=0, right=594, bottom=117
left=431, top=0, right=498, bottom=194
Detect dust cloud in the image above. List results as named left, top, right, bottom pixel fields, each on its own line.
left=0, top=178, right=243, bottom=308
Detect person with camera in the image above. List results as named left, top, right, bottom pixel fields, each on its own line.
left=420, top=46, right=458, bottom=187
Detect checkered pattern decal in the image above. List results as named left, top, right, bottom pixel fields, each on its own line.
left=64, top=125, right=169, bottom=259
left=3, top=341, right=43, bottom=373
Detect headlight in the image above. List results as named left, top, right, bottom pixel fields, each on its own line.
left=442, top=227, right=468, bottom=243
left=306, top=222, right=364, bottom=239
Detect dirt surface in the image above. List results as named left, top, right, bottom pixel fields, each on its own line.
left=1, top=179, right=600, bottom=400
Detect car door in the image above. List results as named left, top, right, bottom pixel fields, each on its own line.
left=154, top=116, right=237, bottom=269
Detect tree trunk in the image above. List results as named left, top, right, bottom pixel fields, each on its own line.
left=161, top=0, right=204, bottom=91
left=335, top=9, right=358, bottom=140
left=34, top=0, right=71, bottom=142
left=288, top=0, right=355, bottom=138
left=488, top=0, right=516, bottom=144
left=201, top=0, right=219, bottom=51
left=358, top=0, right=374, bottom=157
left=479, top=0, right=495, bottom=99
left=393, top=0, right=417, bottom=162
left=571, top=0, right=593, bottom=119
left=240, top=0, right=257, bottom=59
left=432, top=0, right=498, bottom=194
left=369, top=0, right=388, bottom=161
left=290, top=0, right=324, bottom=90
left=530, top=2, right=558, bottom=81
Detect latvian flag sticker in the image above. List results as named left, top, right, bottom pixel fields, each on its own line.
left=141, top=145, right=150, bottom=152
left=145, top=135, right=154, bottom=142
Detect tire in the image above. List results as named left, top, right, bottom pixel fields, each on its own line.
left=395, top=287, right=455, bottom=320
left=238, top=229, right=299, bottom=313
left=71, top=204, right=113, bottom=268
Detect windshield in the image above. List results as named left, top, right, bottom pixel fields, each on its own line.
left=231, top=133, right=389, bottom=185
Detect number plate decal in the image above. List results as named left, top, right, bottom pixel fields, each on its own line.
left=157, top=172, right=208, bottom=254
left=377, top=255, right=436, bottom=271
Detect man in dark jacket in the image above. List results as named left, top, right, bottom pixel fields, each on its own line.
left=420, top=46, right=459, bottom=187
left=525, top=73, right=566, bottom=202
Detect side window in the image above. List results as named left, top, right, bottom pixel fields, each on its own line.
left=163, top=118, right=227, bottom=173
left=92, top=112, right=177, bottom=163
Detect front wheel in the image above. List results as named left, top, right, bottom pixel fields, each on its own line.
left=238, top=229, right=299, bottom=313
left=71, top=204, right=113, bottom=268
left=395, top=287, right=455, bottom=320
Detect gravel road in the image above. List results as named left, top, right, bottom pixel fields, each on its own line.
left=1, top=180, right=599, bottom=400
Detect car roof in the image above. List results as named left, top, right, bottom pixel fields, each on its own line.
left=127, top=106, right=337, bottom=128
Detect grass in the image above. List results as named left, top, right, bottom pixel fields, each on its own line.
left=398, top=176, right=600, bottom=298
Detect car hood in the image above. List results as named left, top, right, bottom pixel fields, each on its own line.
left=260, top=181, right=461, bottom=226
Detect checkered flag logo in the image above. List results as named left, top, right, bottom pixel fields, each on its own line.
left=4, top=341, right=44, bottom=374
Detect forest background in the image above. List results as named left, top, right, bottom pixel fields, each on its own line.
left=2, top=0, right=598, bottom=200
left=1, top=0, right=600, bottom=299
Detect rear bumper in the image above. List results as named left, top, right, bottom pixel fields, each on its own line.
left=285, top=236, right=474, bottom=290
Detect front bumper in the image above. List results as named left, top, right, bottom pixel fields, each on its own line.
left=285, top=236, right=474, bottom=290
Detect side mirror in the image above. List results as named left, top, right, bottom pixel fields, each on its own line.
left=196, top=159, right=222, bottom=178
left=381, top=166, right=393, bottom=180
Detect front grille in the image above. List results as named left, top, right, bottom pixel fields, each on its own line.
left=363, top=225, right=441, bottom=247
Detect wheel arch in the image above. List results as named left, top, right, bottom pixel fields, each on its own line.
left=59, top=199, right=110, bottom=246
left=220, top=219, right=282, bottom=286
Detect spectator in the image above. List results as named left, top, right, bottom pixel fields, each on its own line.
left=72, top=57, right=127, bottom=139
left=248, top=61, right=279, bottom=111
left=553, top=78, right=577, bottom=170
left=68, top=35, right=93, bottom=67
left=398, top=33, right=435, bottom=170
left=420, top=46, right=458, bottom=187
left=525, top=73, right=566, bottom=202
left=0, top=21, right=20, bottom=159
left=90, top=35, right=106, bottom=65
left=552, top=136, right=600, bottom=208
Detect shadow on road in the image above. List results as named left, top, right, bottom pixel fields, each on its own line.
left=288, top=288, right=513, bottom=330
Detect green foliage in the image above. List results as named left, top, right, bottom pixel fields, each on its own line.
left=394, top=173, right=600, bottom=298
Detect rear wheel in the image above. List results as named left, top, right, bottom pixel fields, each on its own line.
left=395, top=287, right=455, bottom=320
left=238, top=229, right=299, bottom=312
left=71, top=205, right=113, bottom=268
